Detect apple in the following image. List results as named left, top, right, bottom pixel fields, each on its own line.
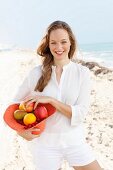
left=34, top=106, right=48, bottom=120
left=25, top=102, right=35, bottom=112
left=19, top=102, right=35, bottom=112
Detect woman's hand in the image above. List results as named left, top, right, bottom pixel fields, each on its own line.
left=23, top=95, right=53, bottom=109
left=17, top=127, right=41, bottom=141
left=22, top=94, right=72, bottom=119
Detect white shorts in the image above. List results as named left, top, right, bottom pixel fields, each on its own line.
left=29, top=143, right=95, bottom=170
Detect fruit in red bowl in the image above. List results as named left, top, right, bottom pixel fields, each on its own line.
left=25, top=102, right=35, bottom=112
left=3, top=103, right=56, bottom=135
left=34, top=106, right=48, bottom=121
left=14, top=110, right=27, bottom=120
left=19, top=102, right=35, bottom=112
left=19, top=103, right=26, bottom=111
left=23, top=113, right=36, bottom=126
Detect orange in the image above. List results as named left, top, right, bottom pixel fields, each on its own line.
left=23, top=113, right=36, bottom=125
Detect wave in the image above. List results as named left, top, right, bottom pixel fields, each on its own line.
left=77, top=50, right=113, bottom=68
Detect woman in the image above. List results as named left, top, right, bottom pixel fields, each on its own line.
left=14, top=21, right=102, bottom=170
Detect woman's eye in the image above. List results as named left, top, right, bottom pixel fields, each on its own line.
left=50, top=42, right=56, bottom=45
left=62, top=41, right=67, bottom=44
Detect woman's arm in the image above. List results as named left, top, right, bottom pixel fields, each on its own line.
left=12, top=66, right=41, bottom=103
left=50, top=98, right=72, bottom=118
left=23, top=67, right=91, bottom=126
left=24, top=95, right=72, bottom=118
left=11, top=67, right=41, bottom=140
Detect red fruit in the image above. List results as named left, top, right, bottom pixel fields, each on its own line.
left=24, top=124, right=33, bottom=129
left=34, top=106, right=48, bottom=120
left=16, top=119, right=25, bottom=126
left=25, top=102, right=35, bottom=112
left=24, top=126, right=29, bottom=129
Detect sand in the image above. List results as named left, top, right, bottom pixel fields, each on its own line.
left=0, top=49, right=113, bottom=170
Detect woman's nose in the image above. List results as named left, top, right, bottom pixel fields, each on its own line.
left=56, top=43, right=63, bottom=50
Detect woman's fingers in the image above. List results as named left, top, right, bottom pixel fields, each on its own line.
left=28, top=129, right=40, bottom=138
left=34, top=101, right=39, bottom=109
left=23, top=97, right=33, bottom=103
left=25, top=99, right=36, bottom=107
left=24, top=96, right=40, bottom=108
left=29, top=127, right=40, bottom=132
left=24, top=128, right=40, bottom=139
left=31, top=131, right=40, bottom=136
left=23, top=95, right=39, bottom=104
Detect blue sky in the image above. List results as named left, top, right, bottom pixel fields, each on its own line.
left=0, top=0, right=113, bottom=49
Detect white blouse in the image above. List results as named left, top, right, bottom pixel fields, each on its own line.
left=13, top=61, right=91, bottom=147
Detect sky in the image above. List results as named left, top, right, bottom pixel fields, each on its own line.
left=0, top=0, right=113, bottom=49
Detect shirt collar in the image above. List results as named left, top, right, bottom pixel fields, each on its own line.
left=52, top=60, right=72, bottom=71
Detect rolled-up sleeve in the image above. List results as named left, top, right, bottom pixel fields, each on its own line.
left=12, top=66, right=40, bottom=103
left=70, top=68, right=91, bottom=126
left=12, top=74, right=31, bottom=103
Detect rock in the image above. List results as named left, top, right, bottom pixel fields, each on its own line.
left=73, top=59, right=113, bottom=76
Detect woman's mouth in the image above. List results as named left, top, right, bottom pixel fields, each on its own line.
left=55, top=51, right=64, bottom=55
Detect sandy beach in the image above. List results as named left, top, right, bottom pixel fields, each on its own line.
left=0, top=49, right=113, bottom=170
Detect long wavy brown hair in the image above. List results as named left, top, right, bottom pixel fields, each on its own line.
left=35, top=20, right=77, bottom=92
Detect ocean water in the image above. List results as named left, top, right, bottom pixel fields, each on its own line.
left=0, top=42, right=113, bottom=68
left=78, top=42, right=113, bottom=68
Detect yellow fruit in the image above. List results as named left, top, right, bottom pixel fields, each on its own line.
left=19, top=103, right=26, bottom=111
left=14, top=110, right=27, bottom=120
left=23, top=113, right=36, bottom=125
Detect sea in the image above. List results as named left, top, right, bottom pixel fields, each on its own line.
left=0, top=42, right=113, bottom=69
left=78, top=42, right=113, bottom=69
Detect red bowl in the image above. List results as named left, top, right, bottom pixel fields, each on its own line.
left=3, top=103, right=56, bottom=135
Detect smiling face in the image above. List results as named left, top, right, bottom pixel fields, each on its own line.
left=49, top=28, right=71, bottom=63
